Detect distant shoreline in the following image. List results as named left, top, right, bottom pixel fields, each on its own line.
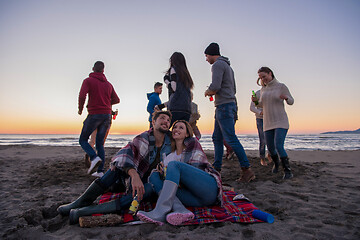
left=321, top=128, right=360, bottom=134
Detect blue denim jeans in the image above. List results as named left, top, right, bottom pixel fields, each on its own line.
left=256, top=118, right=266, bottom=159
left=79, top=114, right=111, bottom=172
left=149, top=161, right=218, bottom=207
left=98, top=168, right=154, bottom=210
left=212, top=102, right=249, bottom=169
left=264, top=128, right=288, bottom=158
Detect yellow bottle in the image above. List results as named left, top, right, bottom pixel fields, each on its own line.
left=129, top=194, right=139, bottom=215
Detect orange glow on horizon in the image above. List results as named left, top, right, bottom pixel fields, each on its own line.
left=0, top=115, right=358, bottom=135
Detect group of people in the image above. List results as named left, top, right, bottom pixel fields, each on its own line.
left=59, top=42, right=294, bottom=226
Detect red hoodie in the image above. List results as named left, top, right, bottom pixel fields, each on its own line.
left=78, top=72, right=120, bottom=115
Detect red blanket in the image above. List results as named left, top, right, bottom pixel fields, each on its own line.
left=99, top=191, right=262, bottom=225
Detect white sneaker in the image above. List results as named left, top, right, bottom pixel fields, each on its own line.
left=87, top=156, right=101, bottom=174
left=91, top=171, right=104, bottom=178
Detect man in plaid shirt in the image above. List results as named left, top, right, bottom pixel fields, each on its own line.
left=58, top=111, right=173, bottom=224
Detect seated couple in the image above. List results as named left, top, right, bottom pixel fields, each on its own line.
left=57, top=111, right=223, bottom=226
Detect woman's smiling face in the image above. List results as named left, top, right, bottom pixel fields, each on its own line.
left=172, top=122, right=188, bottom=140
left=258, top=71, right=273, bottom=85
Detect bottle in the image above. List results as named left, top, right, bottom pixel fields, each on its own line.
left=252, top=90, right=258, bottom=105
left=128, top=194, right=139, bottom=215
left=112, top=109, right=118, bottom=120
left=162, top=153, right=167, bottom=177
left=209, top=96, right=214, bottom=102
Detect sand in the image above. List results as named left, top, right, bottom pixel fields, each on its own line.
left=0, top=145, right=359, bottom=239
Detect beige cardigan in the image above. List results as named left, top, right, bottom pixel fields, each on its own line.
left=259, top=78, right=294, bottom=131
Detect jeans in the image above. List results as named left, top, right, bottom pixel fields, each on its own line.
left=79, top=114, right=111, bottom=172
left=149, top=161, right=218, bottom=207
left=256, top=118, right=266, bottom=159
left=212, top=102, right=249, bottom=169
left=264, top=128, right=288, bottom=158
left=98, top=168, right=154, bottom=211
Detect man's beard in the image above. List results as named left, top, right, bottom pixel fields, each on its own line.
left=158, top=127, right=169, bottom=134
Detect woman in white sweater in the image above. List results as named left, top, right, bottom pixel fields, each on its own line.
left=253, top=67, right=294, bottom=179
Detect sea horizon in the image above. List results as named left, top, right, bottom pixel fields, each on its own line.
left=1, top=133, right=359, bottom=151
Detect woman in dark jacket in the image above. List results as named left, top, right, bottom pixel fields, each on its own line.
left=163, top=52, right=194, bottom=125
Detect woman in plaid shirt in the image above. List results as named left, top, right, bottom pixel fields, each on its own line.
left=137, top=120, right=223, bottom=226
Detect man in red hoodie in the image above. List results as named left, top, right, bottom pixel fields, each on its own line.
left=78, top=61, right=120, bottom=178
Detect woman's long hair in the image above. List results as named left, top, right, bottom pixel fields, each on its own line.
left=257, top=77, right=265, bottom=86
left=170, top=120, right=194, bottom=152
left=258, top=66, right=276, bottom=79
left=167, top=52, right=194, bottom=89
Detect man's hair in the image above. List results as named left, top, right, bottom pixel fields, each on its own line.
left=93, top=61, right=105, bottom=72
left=154, top=82, right=163, bottom=89
left=152, top=110, right=172, bottom=122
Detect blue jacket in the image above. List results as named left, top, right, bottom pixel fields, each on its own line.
left=147, top=92, right=162, bottom=122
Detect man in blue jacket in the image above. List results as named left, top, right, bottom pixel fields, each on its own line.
left=147, top=82, right=163, bottom=128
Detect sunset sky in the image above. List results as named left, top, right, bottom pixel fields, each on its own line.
left=0, top=0, right=359, bottom=135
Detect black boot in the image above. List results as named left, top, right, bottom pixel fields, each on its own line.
left=69, top=200, right=117, bottom=224
left=69, top=186, right=157, bottom=225
left=270, top=154, right=280, bottom=174
left=57, top=180, right=105, bottom=216
left=281, top=157, right=293, bottom=179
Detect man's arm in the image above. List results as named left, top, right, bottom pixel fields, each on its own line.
left=111, top=87, right=120, bottom=105
left=205, top=63, right=223, bottom=97
left=78, top=80, right=88, bottom=115
left=127, top=168, right=145, bottom=200
left=208, top=62, right=224, bottom=92
left=147, top=94, right=156, bottom=114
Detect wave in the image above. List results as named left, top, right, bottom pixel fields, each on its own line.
left=0, top=134, right=359, bottom=151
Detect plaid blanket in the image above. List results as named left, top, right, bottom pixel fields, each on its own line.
left=98, top=191, right=262, bottom=225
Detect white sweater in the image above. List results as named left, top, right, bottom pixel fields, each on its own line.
left=259, top=78, right=294, bottom=131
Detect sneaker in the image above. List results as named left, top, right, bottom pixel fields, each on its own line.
left=87, top=156, right=101, bottom=174
left=91, top=171, right=104, bottom=178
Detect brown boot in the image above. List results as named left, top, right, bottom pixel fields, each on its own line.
left=237, top=167, right=256, bottom=182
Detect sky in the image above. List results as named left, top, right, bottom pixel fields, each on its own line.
left=0, top=0, right=359, bottom=135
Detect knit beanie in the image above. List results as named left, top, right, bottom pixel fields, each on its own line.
left=204, top=42, right=220, bottom=56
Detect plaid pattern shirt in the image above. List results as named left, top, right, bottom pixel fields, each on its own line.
left=111, top=129, right=172, bottom=180
left=180, top=137, right=224, bottom=206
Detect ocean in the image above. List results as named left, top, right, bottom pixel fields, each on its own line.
left=0, top=133, right=359, bottom=151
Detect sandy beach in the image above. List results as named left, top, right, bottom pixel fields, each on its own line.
left=0, top=145, right=359, bottom=239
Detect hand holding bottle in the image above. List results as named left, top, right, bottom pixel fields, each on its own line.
left=205, top=87, right=215, bottom=101
left=112, top=109, right=118, bottom=120
left=252, top=90, right=259, bottom=105
left=129, top=194, right=140, bottom=215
